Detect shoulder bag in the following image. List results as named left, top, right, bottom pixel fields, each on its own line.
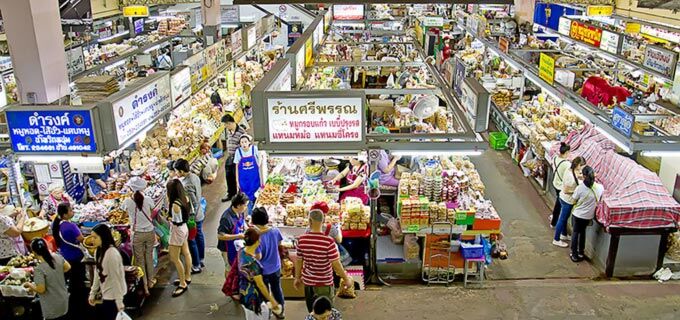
left=59, top=221, right=92, bottom=261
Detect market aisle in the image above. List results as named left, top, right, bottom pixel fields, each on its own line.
left=471, top=150, right=599, bottom=280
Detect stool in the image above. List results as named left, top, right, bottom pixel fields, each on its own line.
left=463, top=258, right=486, bottom=288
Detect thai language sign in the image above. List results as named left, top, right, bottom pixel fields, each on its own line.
left=267, top=97, right=363, bottom=143
left=333, top=5, right=364, bottom=20
left=6, top=109, right=97, bottom=153
left=612, top=106, right=634, bottom=138
left=112, top=75, right=171, bottom=145
left=539, top=53, right=555, bottom=85
left=570, top=21, right=602, bottom=47
left=643, top=45, right=678, bottom=78
left=599, top=30, right=621, bottom=54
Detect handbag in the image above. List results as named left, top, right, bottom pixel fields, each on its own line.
left=187, top=216, right=197, bottom=240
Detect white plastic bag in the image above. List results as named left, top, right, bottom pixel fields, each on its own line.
left=116, top=311, right=132, bottom=320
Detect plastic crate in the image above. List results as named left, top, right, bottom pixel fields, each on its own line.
left=489, top=131, right=508, bottom=150
left=460, top=244, right=484, bottom=259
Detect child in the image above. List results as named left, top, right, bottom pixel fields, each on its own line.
left=305, top=296, right=342, bottom=320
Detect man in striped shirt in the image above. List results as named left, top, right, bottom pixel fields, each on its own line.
left=294, top=210, right=354, bottom=312
left=221, top=114, right=247, bottom=202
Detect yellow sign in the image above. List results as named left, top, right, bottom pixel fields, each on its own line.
left=123, top=6, right=149, bottom=17
left=305, top=38, right=313, bottom=67
left=539, top=53, right=555, bottom=85
left=586, top=5, right=613, bottom=17
left=625, top=23, right=641, bottom=34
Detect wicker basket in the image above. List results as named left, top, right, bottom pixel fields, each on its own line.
left=22, top=225, right=49, bottom=242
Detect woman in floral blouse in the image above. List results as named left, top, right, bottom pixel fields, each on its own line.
left=239, top=228, right=281, bottom=319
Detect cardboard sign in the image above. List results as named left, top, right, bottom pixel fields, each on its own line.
left=600, top=30, right=621, bottom=55
left=570, top=21, right=602, bottom=47
left=586, top=5, right=613, bottom=17
left=558, top=17, right=572, bottom=36
left=123, top=6, right=149, bottom=17
left=539, top=53, right=555, bottom=85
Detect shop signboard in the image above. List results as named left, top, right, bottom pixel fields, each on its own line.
left=123, top=6, right=149, bottom=17
left=295, top=48, right=305, bottom=86
left=246, top=26, right=257, bottom=50
left=183, top=51, right=206, bottom=93
left=333, top=5, right=364, bottom=20
left=422, top=17, right=444, bottom=28
left=626, top=23, right=641, bottom=34
left=170, top=67, right=191, bottom=107
left=498, top=37, right=509, bottom=54
left=539, top=53, right=555, bottom=85
left=569, top=21, right=602, bottom=47
left=231, top=30, right=242, bottom=57
left=111, top=75, right=171, bottom=146
left=641, top=25, right=680, bottom=44
left=611, top=106, right=634, bottom=138
left=288, top=22, right=303, bottom=47
left=305, top=38, right=314, bottom=68
left=557, top=17, right=572, bottom=36
left=221, top=5, right=240, bottom=24
left=267, top=97, right=363, bottom=143
left=324, top=9, right=332, bottom=32
left=643, top=45, right=678, bottom=78
left=586, top=5, right=613, bottom=17
left=5, top=108, right=98, bottom=153
left=453, top=58, right=466, bottom=98
left=65, top=46, right=85, bottom=78
left=255, top=19, right=264, bottom=38
left=268, top=64, right=292, bottom=92
left=600, top=30, right=622, bottom=55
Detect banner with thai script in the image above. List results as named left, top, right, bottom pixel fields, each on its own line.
left=267, top=97, right=363, bottom=143
left=570, top=21, right=602, bottom=47
left=333, top=5, right=364, bottom=20
left=6, top=109, right=97, bottom=153
left=112, top=75, right=171, bottom=145
left=643, top=45, right=678, bottom=78
left=539, top=53, right=555, bottom=86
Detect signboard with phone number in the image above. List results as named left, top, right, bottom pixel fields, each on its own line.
left=5, top=109, right=98, bottom=153
left=612, top=106, right=634, bottom=138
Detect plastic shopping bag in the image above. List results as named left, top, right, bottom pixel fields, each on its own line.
left=116, top=311, right=132, bottom=320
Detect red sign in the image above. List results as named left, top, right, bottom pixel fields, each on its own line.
left=569, top=21, right=602, bottom=47
left=333, top=4, right=364, bottom=20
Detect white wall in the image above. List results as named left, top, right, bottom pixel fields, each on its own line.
left=238, top=5, right=266, bottom=23
left=658, top=156, right=680, bottom=193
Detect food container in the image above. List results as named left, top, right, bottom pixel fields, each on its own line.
left=22, top=218, right=50, bottom=242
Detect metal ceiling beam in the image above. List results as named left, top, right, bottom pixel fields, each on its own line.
left=235, top=0, right=513, bottom=4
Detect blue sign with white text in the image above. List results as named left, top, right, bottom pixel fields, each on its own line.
left=6, top=110, right=98, bottom=153
left=611, top=106, right=634, bottom=138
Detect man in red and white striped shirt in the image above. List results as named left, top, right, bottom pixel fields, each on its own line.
left=294, top=210, right=354, bottom=312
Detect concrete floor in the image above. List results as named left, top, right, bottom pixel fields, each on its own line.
left=136, top=151, right=679, bottom=319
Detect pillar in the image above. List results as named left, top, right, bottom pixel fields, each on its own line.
left=515, top=0, right=537, bottom=25
left=202, top=0, right=222, bottom=44
left=0, top=0, right=69, bottom=104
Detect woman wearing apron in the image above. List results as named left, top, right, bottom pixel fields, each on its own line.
left=234, top=136, right=263, bottom=215
left=332, top=158, right=369, bottom=205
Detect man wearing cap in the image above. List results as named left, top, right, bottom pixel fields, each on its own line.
left=294, top=209, right=353, bottom=312
left=122, top=177, right=157, bottom=295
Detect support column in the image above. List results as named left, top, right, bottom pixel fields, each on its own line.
left=0, top=0, right=69, bottom=104
left=202, top=0, right=222, bottom=44
left=515, top=0, right=537, bottom=25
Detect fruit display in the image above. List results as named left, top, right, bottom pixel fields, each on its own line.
left=304, top=164, right=324, bottom=180
left=6, top=254, right=39, bottom=268
left=108, top=208, right=129, bottom=225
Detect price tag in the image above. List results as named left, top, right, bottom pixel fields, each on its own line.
left=407, top=225, right=420, bottom=232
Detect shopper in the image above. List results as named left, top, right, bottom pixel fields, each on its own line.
left=87, top=156, right=114, bottom=199
left=238, top=227, right=282, bottom=319
left=217, top=193, right=248, bottom=277
left=294, top=210, right=354, bottom=313
left=304, top=296, right=343, bottom=320
left=166, top=179, right=193, bottom=297
left=0, top=205, right=23, bottom=265
left=222, top=114, right=247, bottom=202
left=88, top=224, right=126, bottom=320
left=191, top=142, right=219, bottom=184
left=175, top=158, right=205, bottom=273
left=122, top=177, right=157, bottom=296
left=251, top=207, right=285, bottom=318
left=23, top=238, right=71, bottom=320
left=166, top=160, right=177, bottom=179
left=234, top=135, right=263, bottom=215
left=378, top=149, right=401, bottom=187
left=331, top=158, right=369, bottom=205
left=570, top=166, right=604, bottom=262
left=157, top=48, right=173, bottom=70
left=549, top=142, right=571, bottom=228
left=553, top=156, right=586, bottom=248
left=40, top=185, right=74, bottom=219
left=51, top=202, right=87, bottom=317
left=307, top=202, right=342, bottom=244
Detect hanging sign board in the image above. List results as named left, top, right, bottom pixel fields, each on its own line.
left=539, top=53, right=555, bottom=85
left=498, top=37, right=509, bottom=54
left=5, top=107, right=98, bottom=153
left=558, top=17, right=572, bottom=36
left=305, top=38, right=314, bottom=67
left=183, top=50, right=207, bottom=93
left=333, top=5, right=364, bottom=20
left=612, top=106, right=634, bottom=138
left=123, top=6, right=149, bottom=18
left=643, top=45, right=678, bottom=78
left=231, top=29, right=243, bottom=56
left=626, top=23, right=641, bottom=34
left=641, top=25, right=680, bottom=45
left=170, top=67, right=191, bottom=107
left=453, top=58, right=466, bottom=98
left=221, top=5, right=240, bottom=24
left=245, top=25, right=257, bottom=50
left=569, top=21, right=602, bottom=47
left=586, top=5, right=613, bottom=17
left=600, top=30, right=622, bottom=55
left=111, top=74, right=171, bottom=146
left=267, top=96, right=363, bottom=143
left=422, top=17, right=444, bottom=28
left=295, top=49, right=305, bottom=86
left=66, top=46, right=86, bottom=78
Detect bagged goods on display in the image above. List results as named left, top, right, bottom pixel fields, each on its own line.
left=74, top=75, right=120, bottom=104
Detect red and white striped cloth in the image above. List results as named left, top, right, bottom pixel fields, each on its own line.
left=549, top=125, right=680, bottom=230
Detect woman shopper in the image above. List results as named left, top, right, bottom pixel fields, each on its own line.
left=239, top=227, right=282, bottom=320
left=24, top=238, right=71, bottom=320
left=549, top=142, right=571, bottom=228
left=217, top=193, right=248, bottom=277
left=234, top=135, right=263, bottom=215
left=51, top=202, right=87, bottom=316
left=123, top=177, right=157, bottom=296
left=175, top=158, right=205, bottom=273
left=331, top=158, right=369, bottom=205
left=569, top=166, right=604, bottom=262
left=251, top=207, right=285, bottom=319
left=88, top=224, right=126, bottom=320
left=553, top=156, right=586, bottom=248
left=166, top=179, right=193, bottom=297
